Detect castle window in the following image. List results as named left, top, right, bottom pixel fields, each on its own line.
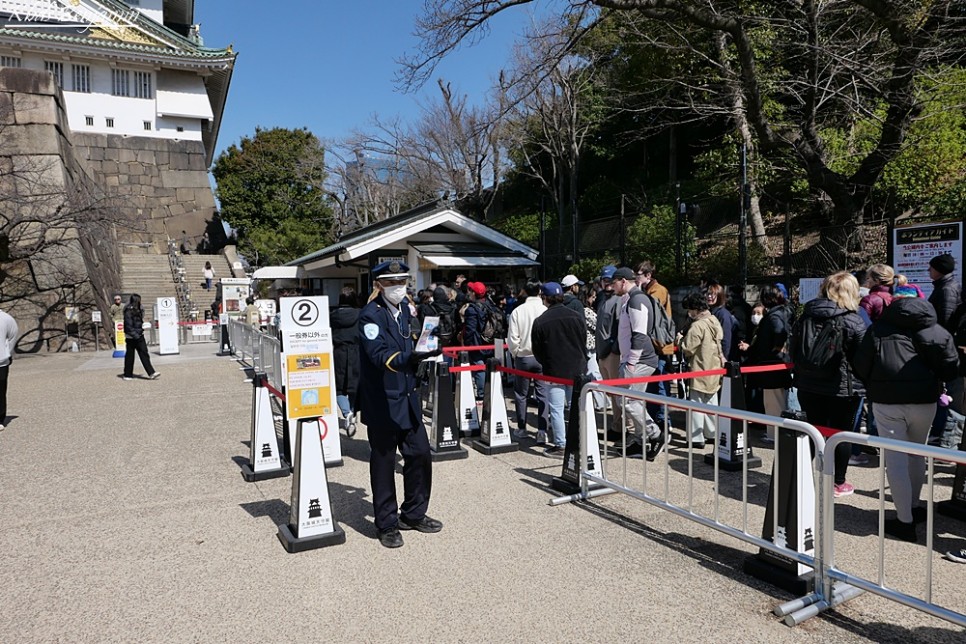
left=105, top=117, right=115, bottom=128
left=111, top=69, right=130, bottom=97
left=44, top=61, right=64, bottom=87
left=143, top=121, right=152, bottom=131
left=0, top=56, right=21, bottom=68
left=134, top=71, right=152, bottom=99
left=71, top=64, right=91, bottom=93
left=176, top=126, right=184, bottom=133
left=85, top=116, right=94, bottom=127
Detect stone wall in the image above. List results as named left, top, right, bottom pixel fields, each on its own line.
left=0, top=68, right=218, bottom=352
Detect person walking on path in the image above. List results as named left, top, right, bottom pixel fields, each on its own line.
left=0, top=308, right=18, bottom=430
left=791, top=271, right=867, bottom=499
left=358, top=260, right=442, bottom=549
left=122, top=294, right=159, bottom=381
left=853, top=292, right=959, bottom=542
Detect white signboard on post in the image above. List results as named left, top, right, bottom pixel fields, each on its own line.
left=157, top=297, right=180, bottom=355
left=279, top=296, right=342, bottom=466
left=893, top=221, right=963, bottom=299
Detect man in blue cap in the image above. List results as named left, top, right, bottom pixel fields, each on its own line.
left=358, top=260, right=442, bottom=548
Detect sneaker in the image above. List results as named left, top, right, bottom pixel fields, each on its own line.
left=884, top=518, right=918, bottom=543
left=761, top=434, right=775, bottom=445
left=149, top=372, right=161, bottom=380
left=512, top=429, right=528, bottom=440
left=378, top=528, right=404, bottom=548
left=944, top=549, right=966, bottom=563
left=535, top=431, right=548, bottom=445
left=123, top=376, right=134, bottom=381
left=624, top=442, right=644, bottom=458
left=0, top=424, right=4, bottom=431
left=399, top=515, right=443, bottom=533
left=912, top=506, right=928, bottom=524
left=645, top=434, right=667, bottom=462
left=833, top=482, right=855, bottom=498
left=848, top=453, right=870, bottom=466
left=544, top=445, right=565, bottom=458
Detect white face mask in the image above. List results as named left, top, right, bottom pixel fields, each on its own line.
left=383, top=285, right=407, bottom=306
left=751, top=313, right=763, bottom=326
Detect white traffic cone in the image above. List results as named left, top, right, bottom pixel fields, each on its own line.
left=241, top=373, right=289, bottom=482
left=472, top=358, right=519, bottom=455
left=553, top=375, right=603, bottom=493
left=456, top=351, right=480, bottom=437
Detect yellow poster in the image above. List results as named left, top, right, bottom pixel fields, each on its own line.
left=114, top=322, right=126, bottom=349
left=285, top=353, right=333, bottom=419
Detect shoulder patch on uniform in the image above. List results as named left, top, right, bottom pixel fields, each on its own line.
left=363, top=323, right=379, bottom=340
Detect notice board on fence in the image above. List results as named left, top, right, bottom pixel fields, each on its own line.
left=892, top=221, right=963, bottom=299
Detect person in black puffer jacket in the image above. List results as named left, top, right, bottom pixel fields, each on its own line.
left=853, top=294, right=959, bottom=542
left=739, top=285, right=793, bottom=439
left=790, top=272, right=867, bottom=499
left=331, top=287, right=361, bottom=436
left=122, top=294, right=158, bottom=380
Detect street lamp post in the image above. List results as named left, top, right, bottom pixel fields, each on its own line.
left=675, top=182, right=682, bottom=276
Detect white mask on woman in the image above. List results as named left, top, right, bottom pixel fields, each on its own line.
left=751, top=313, right=763, bottom=326
left=383, top=285, right=407, bottom=306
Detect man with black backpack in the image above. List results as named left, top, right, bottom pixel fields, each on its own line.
left=635, top=260, right=677, bottom=428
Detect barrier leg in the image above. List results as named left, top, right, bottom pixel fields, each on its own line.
left=241, top=372, right=289, bottom=481
left=472, top=357, right=518, bottom=455
left=706, top=362, right=762, bottom=470
left=429, top=363, right=469, bottom=461
left=277, top=418, right=346, bottom=552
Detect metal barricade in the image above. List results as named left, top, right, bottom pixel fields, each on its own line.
left=227, top=318, right=282, bottom=391
left=553, top=381, right=829, bottom=604
left=778, top=432, right=966, bottom=628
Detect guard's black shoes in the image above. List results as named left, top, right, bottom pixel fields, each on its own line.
left=378, top=527, right=404, bottom=548
left=399, top=515, right=443, bottom=533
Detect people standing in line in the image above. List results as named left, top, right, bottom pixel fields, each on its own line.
left=859, top=263, right=895, bottom=322
left=460, top=281, right=491, bottom=400
left=243, top=296, right=261, bottom=328
left=358, top=261, right=442, bottom=549
left=927, top=253, right=962, bottom=333
left=707, top=282, right=739, bottom=363
left=727, top=285, right=753, bottom=349
left=507, top=281, right=549, bottom=442
left=0, top=308, right=19, bottom=430
left=612, top=267, right=663, bottom=459
left=738, top=284, right=792, bottom=441
left=332, top=287, right=360, bottom=437
left=853, top=289, right=959, bottom=542
left=594, top=265, right=624, bottom=433
left=678, top=291, right=724, bottom=448
left=203, top=261, right=215, bottom=290
left=531, top=281, right=587, bottom=457
left=122, top=294, right=159, bottom=381
left=560, top=274, right=586, bottom=321
left=635, top=260, right=674, bottom=429
left=580, top=285, right=606, bottom=411
left=791, top=272, right=867, bottom=499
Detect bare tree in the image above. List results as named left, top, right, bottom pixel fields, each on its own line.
left=402, top=0, right=966, bottom=225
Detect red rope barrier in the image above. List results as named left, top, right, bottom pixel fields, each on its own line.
left=498, top=366, right=574, bottom=386
left=448, top=365, right=487, bottom=373
left=441, top=342, right=507, bottom=355
left=265, top=382, right=285, bottom=402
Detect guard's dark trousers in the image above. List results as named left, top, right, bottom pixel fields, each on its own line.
left=369, top=423, right=432, bottom=531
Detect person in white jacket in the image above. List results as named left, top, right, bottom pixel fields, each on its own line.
left=0, top=308, right=19, bottom=430
left=507, top=281, right=549, bottom=442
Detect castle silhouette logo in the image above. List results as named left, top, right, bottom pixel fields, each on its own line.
left=261, top=443, right=273, bottom=458
left=495, top=422, right=505, bottom=434
left=443, top=427, right=453, bottom=442
left=307, top=499, right=322, bottom=518
left=464, top=409, right=473, bottom=420
left=719, top=430, right=728, bottom=447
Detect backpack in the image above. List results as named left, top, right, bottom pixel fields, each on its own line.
left=480, top=301, right=506, bottom=343
left=432, top=303, right=457, bottom=347
left=643, top=293, right=676, bottom=355
left=794, top=314, right=847, bottom=376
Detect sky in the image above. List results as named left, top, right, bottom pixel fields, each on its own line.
left=193, top=1, right=543, bottom=160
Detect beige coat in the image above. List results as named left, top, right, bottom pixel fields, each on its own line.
left=680, top=312, right=724, bottom=395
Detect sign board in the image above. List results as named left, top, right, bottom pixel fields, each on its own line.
left=91, top=310, right=102, bottom=323
left=217, top=278, right=251, bottom=316
left=797, top=278, right=823, bottom=304
left=892, top=221, right=963, bottom=299
left=157, top=297, right=180, bottom=355
left=192, top=323, right=213, bottom=337
left=256, top=299, right=276, bottom=326
left=114, top=321, right=126, bottom=351
left=279, top=296, right=342, bottom=465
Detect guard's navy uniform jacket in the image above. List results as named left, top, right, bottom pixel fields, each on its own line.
left=358, top=290, right=432, bottom=532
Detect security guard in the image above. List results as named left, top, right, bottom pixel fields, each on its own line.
left=358, top=260, right=442, bottom=548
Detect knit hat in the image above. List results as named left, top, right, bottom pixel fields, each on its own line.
left=467, top=281, right=486, bottom=297
left=893, top=285, right=920, bottom=298
left=929, top=254, right=955, bottom=276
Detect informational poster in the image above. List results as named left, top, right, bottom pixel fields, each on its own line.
left=893, top=221, right=963, bottom=299
left=255, top=299, right=276, bottom=326
left=114, top=321, right=125, bottom=350
left=218, top=278, right=251, bottom=316
left=279, top=296, right=342, bottom=465
left=91, top=310, right=102, bottom=323
left=797, top=278, right=823, bottom=304
left=156, top=297, right=180, bottom=355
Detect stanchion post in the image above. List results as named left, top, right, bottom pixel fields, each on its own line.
left=429, top=362, right=469, bottom=461
left=456, top=350, right=480, bottom=437
left=552, top=374, right=603, bottom=494
left=706, top=361, right=762, bottom=470
left=241, top=372, right=289, bottom=481
left=471, top=357, right=518, bottom=455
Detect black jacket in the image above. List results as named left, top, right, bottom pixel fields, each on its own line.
left=743, top=305, right=792, bottom=389
left=331, top=306, right=360, bottom=399
left=461, top=300, right=492, bottom=361
left=928, top=273, right=963, bottom=332
left=711, top=305, right=738, bottom=362
left=790, top=298, right=866, bottom=398
left=123, top=305, right=145, bottom=340
left=562, top=293, right=586, bottom=323
left=532, top=304, right=587, bottom=380
left=853, top=297, right=959, bottom=404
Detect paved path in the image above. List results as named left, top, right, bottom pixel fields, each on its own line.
left=1, top=345, right=964, bottom=642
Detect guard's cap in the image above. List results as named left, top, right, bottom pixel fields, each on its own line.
left=372, top=259, right=410, bottom=280
left=541, top=282, right=563, bottom=296
left=561, top=274, right=584, bottom=288
left=600, top=265, right=617, bottom=280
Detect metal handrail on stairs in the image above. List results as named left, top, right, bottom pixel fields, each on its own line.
left=167, top=239, right=195, bottom=321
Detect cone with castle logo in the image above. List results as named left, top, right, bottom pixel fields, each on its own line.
left=552, top=375, right=604, bottom=494
left=429, top=362, right=469, bottom=461
left=241, top=372, right=289, bottom=481
left=456, top=350, right=480, bottom=437
left=705, top=362, right=762, bottom=470
left=472, top=358, right=519, bottom=455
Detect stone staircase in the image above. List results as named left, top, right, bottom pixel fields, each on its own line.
left=120, top=254, right=178, bottom=323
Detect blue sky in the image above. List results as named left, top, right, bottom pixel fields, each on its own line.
left=194, top=1, right=540, bottom=159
